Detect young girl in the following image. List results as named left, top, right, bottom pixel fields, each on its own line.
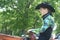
left=35, top=2, right=55, bottom=40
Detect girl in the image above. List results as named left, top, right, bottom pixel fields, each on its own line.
left=35, top=2, right=55, bottom=40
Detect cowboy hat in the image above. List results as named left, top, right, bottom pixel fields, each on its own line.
left=35, top=2, right=55, bottom=12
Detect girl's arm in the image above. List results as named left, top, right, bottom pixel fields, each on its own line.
left=40, top=16, right=54, bottom=33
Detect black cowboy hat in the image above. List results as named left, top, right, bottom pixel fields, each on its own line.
left=35, top=2, right=55, bottom=12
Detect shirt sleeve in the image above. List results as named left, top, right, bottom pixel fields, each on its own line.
left=40, top=16, right=54, bottom=33
left=33, top=28, right=40, bottom=34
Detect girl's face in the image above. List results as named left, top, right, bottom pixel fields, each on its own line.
left=39, top=8, right=49, bottom=15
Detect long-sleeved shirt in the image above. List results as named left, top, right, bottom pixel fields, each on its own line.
left=40, top=13, right=55, bottom=33
left=32, top=13, right=55, bottom=34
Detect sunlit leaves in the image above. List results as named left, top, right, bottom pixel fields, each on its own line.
left=0, top=0, right=59, bottom=36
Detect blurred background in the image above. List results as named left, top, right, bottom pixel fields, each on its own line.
left=0, top=0, right=60, bottom=36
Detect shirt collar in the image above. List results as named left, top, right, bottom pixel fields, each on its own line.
left=42, top=12, right=51, bottom=20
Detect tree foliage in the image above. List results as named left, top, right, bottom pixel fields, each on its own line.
left=0, top=0, right=60, bottom=36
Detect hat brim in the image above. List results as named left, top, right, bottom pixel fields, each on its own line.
left=35, top=3, right=55, bottom=12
